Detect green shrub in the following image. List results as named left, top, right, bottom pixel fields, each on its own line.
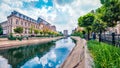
left=17, top=37, right=23, bottom=41
left=8, top=36, right=16, bottom=40
left=8, top=33, right=16, bottom=40
left=87, top=40, right=120, bottom=68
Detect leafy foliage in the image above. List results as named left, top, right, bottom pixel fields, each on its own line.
left=34, top=29, right=39, bottom=34
left=100, top=0, right=120, bottom=27
left=78, top=13, right=95, bottom=40
left=14, top=27, right=23, bottom=34
left=87, top=40, right=120, bottom=68
left=0, top=24, right=3, bottom=35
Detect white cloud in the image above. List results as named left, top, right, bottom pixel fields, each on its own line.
left=43, top=0, right=48, bottom=3
left=0, top=56, right=11, bottom=68
left=0, top=0, right=101, bottom=34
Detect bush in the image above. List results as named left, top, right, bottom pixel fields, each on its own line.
left=87, top=40, right=120, bottom=68
left=17, top=37, right=23, bottom=41
left=71, top=31, right=84, bottom=38
left=8, top=36, right=16, bottom=40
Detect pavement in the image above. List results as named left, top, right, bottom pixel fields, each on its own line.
left=61, top=36, right=93, bottom=68
left=0, top=37, right=63, bottom=50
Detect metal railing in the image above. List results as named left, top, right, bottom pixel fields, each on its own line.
left=101, top=33, right=120, bottom=47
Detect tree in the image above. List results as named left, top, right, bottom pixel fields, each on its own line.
left=34, top=29, right=39, bottom=35
left=78, top=13, right=95, bottom=40
left=92, top=8, right=107, bottom=33
left=100, top=0, right=120, bottom=28
left=39, top=30, right=43, bottom=35
left=0, top=25, right=3, bottom=35
left=30, top=26, right=34, bottom=34
left=14, top=27, right=23, bottom=34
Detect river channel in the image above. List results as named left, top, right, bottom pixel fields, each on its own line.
left=0, top=37, right=76, bottom=68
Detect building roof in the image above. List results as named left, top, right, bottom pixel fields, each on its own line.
left=8, top=10, right=50, bottom=25
left=0, top=21, right=7, bottom=24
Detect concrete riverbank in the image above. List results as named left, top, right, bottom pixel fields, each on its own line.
left=0, top=37, right=63, bottom=50
left=61, top=36, right=93, bottom=68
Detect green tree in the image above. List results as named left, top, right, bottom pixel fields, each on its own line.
left=14, top=27, right=23, bottom=34
left=0, top=25, right=3, bottom=35
left=92, top=8, right=107, bottom=33
left=78, top=13, right=95, bottom=40
left=30, top=26, right=34, bottom=34
left=34, top=29, right=39, bottom=35
left=100, top=0, right=120, bottom=28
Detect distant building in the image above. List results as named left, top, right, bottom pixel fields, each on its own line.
left=51, top=25, right=56, bottom=31
left=0, top=11, right=56, bottom=36
left=63, top=30, right=68, bottom=36
left=72, top=30, right=75, bottom=34
left=105, top=21, right=120, bottom=34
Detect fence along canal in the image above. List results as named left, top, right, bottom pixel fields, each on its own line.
left=101, top=33, right=120, bottom=46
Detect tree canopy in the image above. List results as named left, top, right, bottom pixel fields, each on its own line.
left=78, top=13, right=95, bottom=31
left=78, top=0, right=120, bottom=34
left=14, top=27, right=23, bottom=34
left=100, top=0, right=120, bottom=27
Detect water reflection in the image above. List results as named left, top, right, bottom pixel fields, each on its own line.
left=0, top=37, right=75, bottom=68
left=0, top=56, right=11, bottom=68
left=0, top=42, right=55, bottom=68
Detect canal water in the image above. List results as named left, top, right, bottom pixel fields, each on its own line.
left=0, top=37, right=75, bottom=68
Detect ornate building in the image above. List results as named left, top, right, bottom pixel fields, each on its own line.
left=0, top=11, right=56, bottom=36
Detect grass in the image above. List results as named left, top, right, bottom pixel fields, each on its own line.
left=87, top=40, right=120, bottom=68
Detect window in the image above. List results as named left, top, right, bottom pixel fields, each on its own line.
left=21, top=21, right=23, bottom=25
left=25, top=22, right=27, bottom=26
left=16, top=19, right=19, bottom=24
left=11, top=18, right=12, bottom=25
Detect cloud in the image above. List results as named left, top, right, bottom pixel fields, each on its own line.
left=0, top=0, right=101, bottom=34
left=0, top=56, right=11, bottom=68
left=43, top=0, right=48, bottom=3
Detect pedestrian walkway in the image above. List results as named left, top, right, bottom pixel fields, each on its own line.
left=0, top=37, right=63, bottom=50
left=61, top=36, right=93, bottom=68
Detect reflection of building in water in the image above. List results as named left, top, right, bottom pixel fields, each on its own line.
left=63, top=30, right=68, bottom=36
left=63, top=38, right=68, bottom=43
left=0, top=42, right=55, bottom=68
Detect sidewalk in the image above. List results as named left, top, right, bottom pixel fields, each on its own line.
left=61, top=36, right=93, bottom=68
left=0, top=37, right=63, bottom=50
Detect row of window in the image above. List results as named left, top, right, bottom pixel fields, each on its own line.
left=15, top=19, right=41, bottom=29
left=12, top=11, right=37, bottom=23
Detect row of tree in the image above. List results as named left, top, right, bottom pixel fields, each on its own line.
left=14, top=27, right=62, bottom=37
left=78, top=0, right=120, bottom=40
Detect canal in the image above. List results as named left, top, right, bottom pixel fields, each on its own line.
left=0, top=37, right=76, bottom=68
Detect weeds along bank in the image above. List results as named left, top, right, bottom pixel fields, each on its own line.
left=87, top=40, right=120, bottom=68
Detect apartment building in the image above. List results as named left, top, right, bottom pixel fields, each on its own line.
left=63, top=30, right=68, bottom=36
left=106, top=21, right=120, bottom=34
left=0, top=11, right=56, bottom=36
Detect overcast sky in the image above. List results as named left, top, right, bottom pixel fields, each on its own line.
left=0, top=0, right=101, bottom=34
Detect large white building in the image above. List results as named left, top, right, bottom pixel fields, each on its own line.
left=0, top=11, right=56, bottom=36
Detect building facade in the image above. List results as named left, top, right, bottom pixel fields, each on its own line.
left=106, top=21, right=120, bottom=34
left=0, top=11, right=56, bottom=36
left=63, top=30, right=68, bottom=36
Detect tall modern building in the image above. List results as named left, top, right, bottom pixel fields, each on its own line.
left=0, top=11, right=56, bottom=36
left=63, top=30, right=68, bottom=36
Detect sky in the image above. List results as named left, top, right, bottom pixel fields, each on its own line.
left=0, top=0, right=101, bottom=34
